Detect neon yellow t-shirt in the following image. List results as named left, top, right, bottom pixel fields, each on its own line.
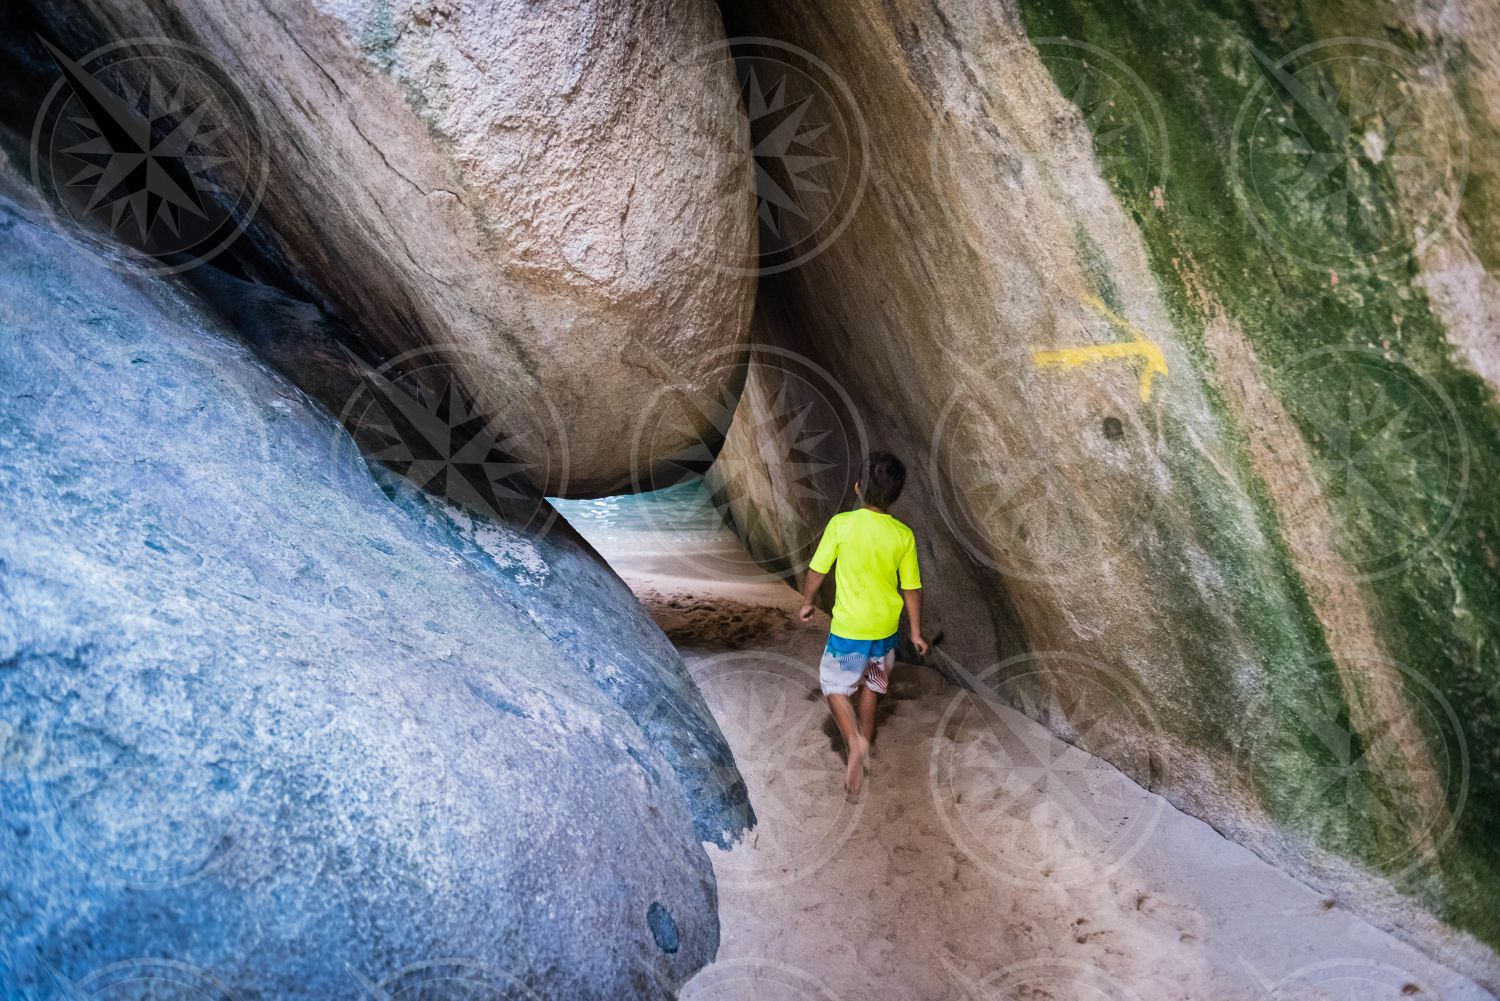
left=808, top=508, right=921, bottom=640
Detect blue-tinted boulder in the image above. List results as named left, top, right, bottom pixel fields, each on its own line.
left=0, top=182, right=749, bottom=999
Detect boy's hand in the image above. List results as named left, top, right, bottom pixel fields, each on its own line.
left=797, top=571, right=826, bottom=624
left=910, top=631, right=929, bottom=656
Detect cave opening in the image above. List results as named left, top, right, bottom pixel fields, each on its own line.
left=2, top=2, right=1494, bottom=996
left=548, top=476, right=810, bottom=655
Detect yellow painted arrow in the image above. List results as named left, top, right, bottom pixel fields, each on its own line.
left=1032, top=293, right=1169, bottom=402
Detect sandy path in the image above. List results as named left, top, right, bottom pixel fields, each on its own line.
left=554, top=494, right=1495, bottom=1001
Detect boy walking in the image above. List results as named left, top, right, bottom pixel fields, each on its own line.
left=798, top=451, right=927, bottom=795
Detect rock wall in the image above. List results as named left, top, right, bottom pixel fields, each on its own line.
left=0, top=172, right=750, bottom=998
left=710, top=0, right=1500, bottom=979
left=16, top=0, right=756, bottom=496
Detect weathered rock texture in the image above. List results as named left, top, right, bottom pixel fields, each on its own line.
left=710, top=0, right=1500, bottom=981
left=0, top=176, right=750, bottom=999
left=19, top=0, right=756, bottom=497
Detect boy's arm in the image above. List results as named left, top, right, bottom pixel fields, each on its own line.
left=798, top=570, right=827, bottom=622
left=800, top=518, right=840, bottom=622
left=902, top=588, right=928, bottom=655
left=899, top=536, right=927, bottom=654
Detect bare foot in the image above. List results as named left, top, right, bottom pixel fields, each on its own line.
left=844, top=733, right=870, bottom=795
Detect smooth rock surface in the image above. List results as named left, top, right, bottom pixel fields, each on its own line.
left=18, top=0, right=757, bottom=496
left=556, top=484, right=1495, bottom=1001
left=0, top=182, right=749, bottom=999
left=709, top=0, right=1500, bottom=983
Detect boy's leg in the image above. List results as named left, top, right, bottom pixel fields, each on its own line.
left=857, top=685, right=879, bottom=745
left=856, top=651, right=895, bottom=746
left=827, top=693, right=861, bottom=751
left=820, top=649, right=871, bottom=794
left=828, top=694, right=869, bottom=795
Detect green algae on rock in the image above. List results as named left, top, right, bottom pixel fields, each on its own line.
left=706, top=0, right=1499, bottom=982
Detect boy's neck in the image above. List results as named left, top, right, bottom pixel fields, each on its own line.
left=858, top=502, right=886, bottom=514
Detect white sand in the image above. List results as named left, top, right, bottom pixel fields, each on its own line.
left=557, top=498, right=1496, bottom=1001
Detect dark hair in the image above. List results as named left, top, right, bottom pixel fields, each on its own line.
left=861, top=450, right=906, bottom=509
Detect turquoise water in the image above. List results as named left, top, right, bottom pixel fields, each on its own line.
left=550, top=480, right=731, bottom=552
left=551, top=479, right=789, bottom=584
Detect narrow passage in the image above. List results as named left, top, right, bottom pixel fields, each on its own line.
left=554, top=484, right=1493, bottom=1001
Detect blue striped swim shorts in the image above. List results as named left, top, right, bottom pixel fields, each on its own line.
left=818, top=631, right=898, bottom=696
